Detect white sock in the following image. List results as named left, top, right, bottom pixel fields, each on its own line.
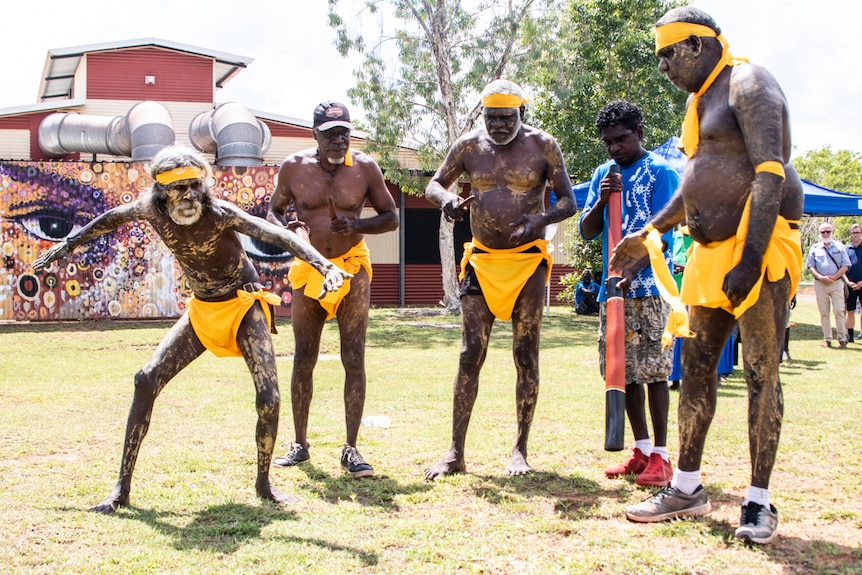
left=652, top=445, right=669, bottom=461
left=744, top=486, right=770, bottom=507
left=671, top=468, right=702, bottom=495
left=634, top=439, right=653, bottom=456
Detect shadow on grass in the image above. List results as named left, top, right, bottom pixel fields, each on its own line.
left=290, top=463, right=434, bottom=510
left=117, top=502, right=296, bottom=552
left=621, top=489, right=862, bottom=571
left=115, top=502, right=378, bottom=565
left=460, top=470, right=627, bottom=520
left=698, top=492, right=862, bottom=572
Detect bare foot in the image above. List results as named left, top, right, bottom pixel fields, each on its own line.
left=424, top=453, right=466, bottom=481
left=257, top=478, right=297, bottom=505
left=89, top=488, right=128, bottom=514
left=505, top=450, right=532, bottom=476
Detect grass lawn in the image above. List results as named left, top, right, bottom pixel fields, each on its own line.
left=0, top=294, right=860, bottom=574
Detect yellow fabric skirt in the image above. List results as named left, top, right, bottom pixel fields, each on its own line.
left=459, top=237, right=552, bottom=321
left=681, top=214, right=801, bottom=318
left=188, top=288, right=281, bottom=357
left=288, top=239, right=372, bottom=320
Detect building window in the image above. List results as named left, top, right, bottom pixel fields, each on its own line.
left=404, top=209, right=471, bottom=265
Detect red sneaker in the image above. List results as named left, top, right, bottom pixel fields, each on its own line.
left=604, top=447, right=649, bottom=478
left=636, top=453, right=673, bottom=487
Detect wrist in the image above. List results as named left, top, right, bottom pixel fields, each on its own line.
left=642, top=223, right=658, bottom=239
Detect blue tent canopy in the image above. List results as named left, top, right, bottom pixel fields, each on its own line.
left=800, top=180, right=862, bottom=216
left=569, top=137, right=862, bottom=216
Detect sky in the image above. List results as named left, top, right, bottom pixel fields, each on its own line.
left=2, top=0, right=860, bottom=157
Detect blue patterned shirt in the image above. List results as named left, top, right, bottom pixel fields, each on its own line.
left=579, top=152, right=678, bottom=302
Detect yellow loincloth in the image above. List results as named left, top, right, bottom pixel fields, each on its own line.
left=645, top=196, right=801, bottom=345
left=681, top=216, right=801, bottom=317
left=288, top=239, right=371, bottom=320
left=188, top=288, right=282, bottom=358
left=459, top=237, right=552, bottom=321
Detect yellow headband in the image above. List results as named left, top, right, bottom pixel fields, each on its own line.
left=655, top=22, right=719, bottom=53
left=660, top=23, right=746, bottom=158
left=155, top=166, right=205, bottom=185
left=482, top=93, right=528, bottom=108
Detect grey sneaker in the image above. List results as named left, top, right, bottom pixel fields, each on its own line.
left=735, top=502, right=779, bottom=544
left=626, top=485, right=711, bottom=523
left=273, top=443, right=310, bottom=467
left=340, top=444, right=374, bottom=478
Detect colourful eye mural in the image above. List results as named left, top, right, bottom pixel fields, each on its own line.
left=0, top=161, right=294, bottom=321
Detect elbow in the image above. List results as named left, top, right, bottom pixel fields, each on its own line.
left=385, top=211, right=400, bottom=232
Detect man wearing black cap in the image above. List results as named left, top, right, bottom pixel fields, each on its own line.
left=267, top=101, right=398, bottom=478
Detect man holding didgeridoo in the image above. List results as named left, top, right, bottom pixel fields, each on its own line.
left=580, top=100, right=678, bottom=488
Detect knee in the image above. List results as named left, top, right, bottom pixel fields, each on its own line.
left=133, top=369, right=160, bottom=397
left=458, top=345, right=485, bottom=373
left=256, top=386, right=280, bottom=416
left=513, top=344, right=538, bottom=373
left=292, top=354, right=318, bottom=377
left=340, top=347, right=365, bottom=373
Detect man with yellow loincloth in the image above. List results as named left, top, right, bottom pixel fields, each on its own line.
left=610, top=7, right=804, bottom=544
left=33, top=145, right=352, bottom=513
left=267, top=101, right=398, bottom=478
left=423, top=79, right=576, bottom=480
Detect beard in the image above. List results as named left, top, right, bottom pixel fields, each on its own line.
left=488, top=116, right=521, bottom=146
left=326, top=154, right=346, bottom=165
left=169, top=199, right=203, bottom=226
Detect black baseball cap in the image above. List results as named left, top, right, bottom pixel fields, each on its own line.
left=313, top=101, right=352, bottom=131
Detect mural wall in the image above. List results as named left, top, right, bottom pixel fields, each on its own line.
left=0, top=161, right=296, bottom=322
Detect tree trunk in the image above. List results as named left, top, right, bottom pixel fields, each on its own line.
left=439, top=210, right=461, bottom=313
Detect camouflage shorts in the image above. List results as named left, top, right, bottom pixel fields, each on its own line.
left=598, top=295, right=672, bottom=385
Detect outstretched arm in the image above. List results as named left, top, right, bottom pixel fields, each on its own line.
left=610, top=192, right=685, bottom=275
left=231, top=204, right=352, bottom=297
left=33, top=203, right=143, bottom=271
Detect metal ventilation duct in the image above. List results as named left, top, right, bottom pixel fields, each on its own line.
left=189, top=102, right=271, bottom=166
left=38, top=101, right=175, bottom=160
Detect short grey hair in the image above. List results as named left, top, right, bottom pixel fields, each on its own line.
left=480, top=79, right=527, bottom=103
left=146, top=145, right=212, bottom=184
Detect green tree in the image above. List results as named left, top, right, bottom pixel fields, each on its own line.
left=522, top=0, right=686, bottom=181
left=520, top=0, right=686, bottom=302
left=327, top=0, right=539, bottom=312
left=794, top=146, right=862, bottom=252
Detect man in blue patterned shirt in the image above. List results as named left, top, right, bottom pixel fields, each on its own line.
left=580, top=100, right=679, bottom=487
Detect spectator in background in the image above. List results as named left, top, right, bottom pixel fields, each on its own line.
left=807, top=222, right=850, bottom=348
left=575, top=269, right=601, bottom=315
left=668, top=225, right=692, bottom=391
left=844, top=223, right=862, bottom=343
